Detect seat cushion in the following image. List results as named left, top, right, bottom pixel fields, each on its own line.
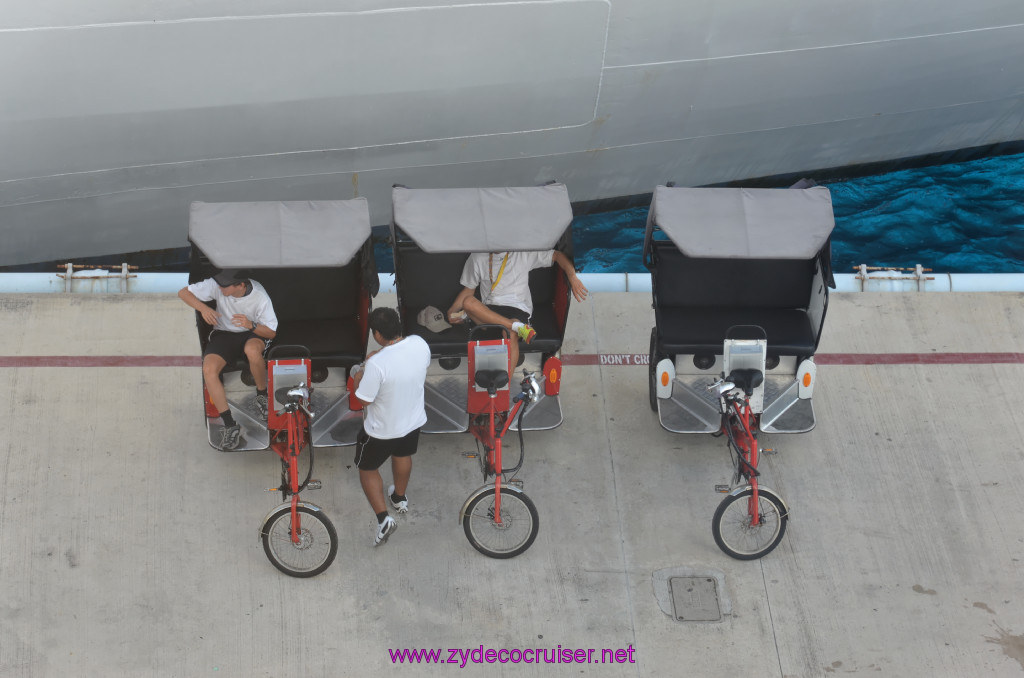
left=656, top=307, right=816, bottom=356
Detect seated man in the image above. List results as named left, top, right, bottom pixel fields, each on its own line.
left=447, top=250, right=588, bottom=372
left=178, top=269, right=278, bottom=450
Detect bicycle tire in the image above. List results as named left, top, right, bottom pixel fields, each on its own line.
left=260, top=505, right=338, bottom=577
left=712, top=487, right=788, bottom=560
left=648, top=327, right=661, bottom=412
left=462, top=488, right=539, bottom=559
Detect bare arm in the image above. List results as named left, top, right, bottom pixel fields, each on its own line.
left=178, top=287, right=220, bottom=325
left=552, top=251, right=589, bottom=302
left=229, top=314, right=276, bottom=339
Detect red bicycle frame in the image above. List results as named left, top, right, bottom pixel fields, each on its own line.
left=469, top=393, right=529, bottom=525
left=269, top=407, right=310, bottom=543
left=725, top=396, right=762, bottom=526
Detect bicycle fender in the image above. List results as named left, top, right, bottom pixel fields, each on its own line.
left=257, top=500, right=328, bottom=540
left=655, top=358, right=675, bottom=399
left=458, top=484, right=528, bottom=524
left=727, top=485, right=790, bottom=518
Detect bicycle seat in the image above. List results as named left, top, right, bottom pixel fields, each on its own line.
left=727, top=368, right=764, bottom=396
left=475, top=369, right=509, bottom=393
left=274, top=386, right=308, bottom=405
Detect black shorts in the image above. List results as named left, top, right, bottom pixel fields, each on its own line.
left=354, top=427, right=421, bottom=471
left=204, top=330, right=269, bottom=363
left=488, top=305, right=530, bottom=325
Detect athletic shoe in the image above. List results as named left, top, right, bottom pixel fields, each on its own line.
left=387, top=484, right=409, bottom=514
left=219, top=424, right=241, bottom=450
left=516, top=324, right=537, bottom=344
left=374, top=516, right=397, bottom=546
left=254, top=393, right=268, bottom=419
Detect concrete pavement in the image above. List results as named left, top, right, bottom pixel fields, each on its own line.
left=1, top=291, right=1023, bottom=677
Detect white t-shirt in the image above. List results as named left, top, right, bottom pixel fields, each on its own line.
left=356, top=335, right=431, bottom=439
left=187, top=278, right=279, bottom=333
left=459, top=250, right=554, bottom=316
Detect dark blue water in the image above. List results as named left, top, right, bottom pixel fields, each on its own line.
left=573, top=151, right=1024, bottom=274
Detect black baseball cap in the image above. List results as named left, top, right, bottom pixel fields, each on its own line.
left=213, top=269, right=247, bottom=287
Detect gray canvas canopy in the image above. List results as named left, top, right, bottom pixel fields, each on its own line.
left=392, top=185, right=572, bottom=253
left=647, top=186, right=835, bottom=259
left=189, top=199, right=372, bottom=267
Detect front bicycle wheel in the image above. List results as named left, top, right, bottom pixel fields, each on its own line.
left=260, top=505, right=338, bottom=577
left=712, top=488, right=788, bottom=560
left=463, top=488, right=539, bottom=559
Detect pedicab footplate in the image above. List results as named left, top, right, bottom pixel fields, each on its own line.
left=658, top=373, right=814, bottom=434
left=423, top=358, right=562, bottom=434
left=207, top=371, right=362, bottom=450
left=206, top=391, right=270, bottom=452
left=309, top=386, right=364, bottom=447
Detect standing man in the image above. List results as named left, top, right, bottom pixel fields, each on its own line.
left=352, top=307, right=431, bottom=546
left=447, top=250, right=588, bottom=372
left=178, top=269, right=278, bottom=450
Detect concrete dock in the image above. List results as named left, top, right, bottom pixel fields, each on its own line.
left=1, top=291, right=1023, bottom=677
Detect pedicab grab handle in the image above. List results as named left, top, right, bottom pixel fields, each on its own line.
left=724, top=325, right=767, bottom=341
left=468, top=324, right=511, bottom=341
left=267, top=344, right=311, bottom=360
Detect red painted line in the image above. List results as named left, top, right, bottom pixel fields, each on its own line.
left=2, top=352, right=1023, bottom=368
left=817, top=352, right=1024, bottom=365
left=561, top=352, right=1024, bottom=366
left=0, top=356, right=200, bottom=367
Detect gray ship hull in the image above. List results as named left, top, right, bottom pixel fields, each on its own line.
left=3, top=1, right=1024, bottom=265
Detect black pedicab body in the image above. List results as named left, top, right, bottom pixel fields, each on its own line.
left=187, top=199, right=378, bottom=451
left=645, top=186, right=836, bottom=434
left=390, top=184, right=576, bottom=433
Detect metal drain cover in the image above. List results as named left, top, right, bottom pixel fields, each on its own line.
left=669, top=576, right=721, bottom=621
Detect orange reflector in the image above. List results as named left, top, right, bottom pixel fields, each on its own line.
left=802, top=372, right=812, bottom=387
left=549, top=369, right=557, bottom=383
left=660, top=371, right=670, bottom=387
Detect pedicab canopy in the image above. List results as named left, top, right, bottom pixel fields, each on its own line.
left=189, top=199, right=372, bottom=267
left=392, top=184, right=573, bottom=252
left=645, top=187, right=835, bottom=259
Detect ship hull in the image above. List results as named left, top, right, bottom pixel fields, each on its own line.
left=3, top=1, right=1024, bottom=265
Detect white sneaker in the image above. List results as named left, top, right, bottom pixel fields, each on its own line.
left=374, top=516, right=397, bottom=546
left=387, top=484, right=409, bottom=514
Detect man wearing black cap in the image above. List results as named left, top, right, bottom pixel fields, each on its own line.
left=178, top=269, right=278, bottom=450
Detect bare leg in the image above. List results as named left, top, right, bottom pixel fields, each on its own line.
left=462, top=297, right=515, bottom=330
left=462, top=296, right=520, bottom=376
left=359, top=468, right=386, bottom=515
left=202, top=354, right=229, bottom=412
left=391, top=455, right=412, bottom=497
left=243, top=338, right=268, bottom=390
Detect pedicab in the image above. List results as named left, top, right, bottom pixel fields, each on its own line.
left=187, top=199, right=378, bottom=575
left=644, top=186, right=836, bottom=558
left=389, top=184, right=578, bottom=556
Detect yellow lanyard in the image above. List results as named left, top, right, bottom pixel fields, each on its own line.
left=489, top=252, right=509, bottom=292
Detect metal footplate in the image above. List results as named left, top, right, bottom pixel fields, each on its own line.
left=206, top=393, right=270, bottom=452
left=658, top=374, right=815, bottom=434
left=759, top=377, right=815, bottom=433
left=423, top=372, right=563, bottom=434
left=423, top=374, right=469, bottom=433
left=657, top=376, right=721, bottom=434
left=309, top=387, right=363, bottom=447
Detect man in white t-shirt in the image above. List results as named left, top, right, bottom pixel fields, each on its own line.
left=178, top=269, right=278, bottom=450
left=447, top=250, right=588, bottom=372
left=352, top=307, right=431, bottom=546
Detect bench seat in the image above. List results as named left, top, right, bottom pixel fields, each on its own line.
left=404, top=304, right=563, bottom=356
left=656, top=307, right=816, bottom=356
